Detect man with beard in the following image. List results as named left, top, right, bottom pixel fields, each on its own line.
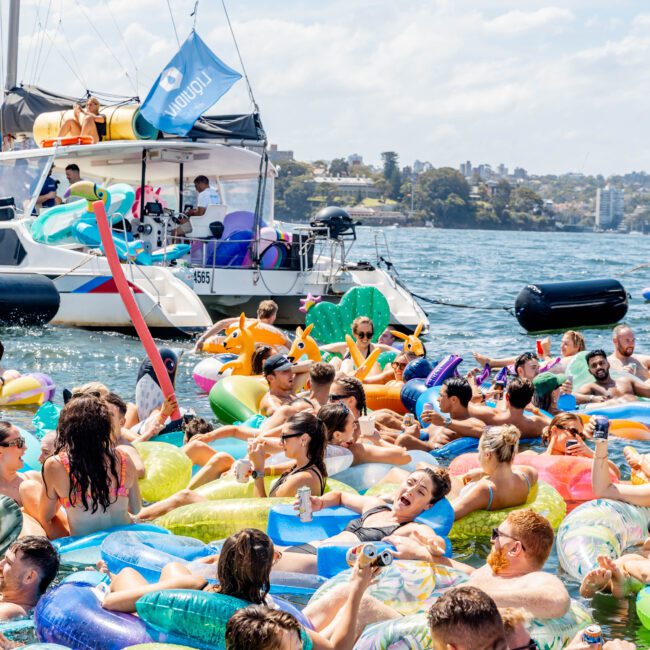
left=389, top=509, right=569, bottom=619
left=578, top=349, right=650, bottom=401
left=0, top=536, right=59, bottom=620
left=259, top=354, right=298, bottom=416
left=608, top=325, right=650, bottom=381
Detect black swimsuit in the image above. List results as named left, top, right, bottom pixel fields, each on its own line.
left=343, top=505, right=405, bottom=542
left=269, top=464, right=325, bottom=498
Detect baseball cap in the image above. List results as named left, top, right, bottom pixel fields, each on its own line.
left=532, top=372, right=567, bottom=397
left=263, top=354, right=293, bottom=375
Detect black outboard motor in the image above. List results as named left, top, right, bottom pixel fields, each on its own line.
left=310, top=206, right=359, bottom=240
left=515, top=278, right=628, bottom=332
left=0, top=273, right=60, bottom=326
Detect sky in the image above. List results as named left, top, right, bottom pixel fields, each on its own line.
left=5, top=0, right=650, bottom=175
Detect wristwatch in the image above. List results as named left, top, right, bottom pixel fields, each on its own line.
left=443, top=417, right=453, bottom=427
left=251, top=470, right=264, bottom=479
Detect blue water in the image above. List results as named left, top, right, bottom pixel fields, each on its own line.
left=3, top=226, right=650, bottom=644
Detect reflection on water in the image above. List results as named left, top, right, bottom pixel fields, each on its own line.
left=3, top=227, right=650, bottom=642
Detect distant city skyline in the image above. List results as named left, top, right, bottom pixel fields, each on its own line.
left=8, top=1, right=650, bottom=175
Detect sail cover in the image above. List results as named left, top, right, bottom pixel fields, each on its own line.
left=1, top=85, right=264, bottom=143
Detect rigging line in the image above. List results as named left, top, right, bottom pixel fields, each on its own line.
left=191, top=1, right=199, bottom=30
left=410, top=292, right=516, bottom=317
left=73, top=0, right=138, bottom=95
left=166, top=0, right=181, bottom=48
left=221, top=0, right=259, bottom=111
left=42, top=28, right=87, bottom=89
left=102, top=0, right=141, bottom=94
left=59, top=18, right=88, bottom=89
left=21, top=0, right=43, bottom=84
left=31, top=0, right=55, bottom=85
left=34, top=19, right=60, bottom=84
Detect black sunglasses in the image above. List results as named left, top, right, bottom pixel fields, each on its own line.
left=557, top=425, right=583, bottom=438
left=356, top=331, right=373, bottom=339
left=328, top=393, right=349, bottom=402
left=0, top=437, right=25, bottom=449
left=280, top=432, right=304, bottom=444
left=491, top=527, right=526, bottom=551
left=510, top=640, right=539, bottom=650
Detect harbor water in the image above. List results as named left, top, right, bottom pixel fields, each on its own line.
left=2, top=226, right=650, bottom=644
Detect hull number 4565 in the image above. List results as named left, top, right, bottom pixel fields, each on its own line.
left=194, top=270, right=212, bottom=285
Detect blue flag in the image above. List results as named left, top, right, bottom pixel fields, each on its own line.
left=141, top=31, right=242, bottom=136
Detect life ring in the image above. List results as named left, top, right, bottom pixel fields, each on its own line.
left=133, top=442, right=192, bottom=503
left=208, top=375, right=268, bottom=424
left=0, top=373, right=56, bottom=407
left=40, top=136, right=94, bottom=148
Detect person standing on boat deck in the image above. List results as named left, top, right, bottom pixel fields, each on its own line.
left=173, top=175, right=220, bottom=237
left=35, top=166, right=60, bottom=211
left=57, top=97, right=106, bottom=145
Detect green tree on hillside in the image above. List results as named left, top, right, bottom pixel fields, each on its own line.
left=381, top=151, right=403, bottom=201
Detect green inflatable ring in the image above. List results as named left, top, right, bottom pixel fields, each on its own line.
left=377, top=350, right=398, bottom=369
left=155, top=497, right=291, bottom=542
left=209, top=376, right=268, bottom=425
left=195, top=476, right=357, bottom=500
left=449, top=481, right=566, bottom=541
left=306, top=286, right=390, bottom=345
left=0, top=496, right=22, bottom=555
left=134, top=441, right=192, bottom=503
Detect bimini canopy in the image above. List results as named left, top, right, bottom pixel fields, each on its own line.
left=1, top=85, right=265, bottom=143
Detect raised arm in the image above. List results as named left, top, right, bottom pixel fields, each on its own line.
left=593, top=438, right=650, bottom=506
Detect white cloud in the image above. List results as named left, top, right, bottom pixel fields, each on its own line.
left=486, top=7, right=575, bottom=36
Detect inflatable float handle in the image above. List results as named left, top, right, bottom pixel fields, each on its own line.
left=93, top=200, right=180, bottom=419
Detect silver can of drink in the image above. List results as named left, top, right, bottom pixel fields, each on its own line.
left=582, top=624, right=603, bottom=645
left=375, top=549, right=394, bottom=567
left=233, top=459, right=252, bottom=483
left=402, top=413, right=415, bottom=427
left=593, top=416, right=609, bottom=440
left=346, top=543, right=378, bottom=568
left=297, top=486, right=313, bottom=522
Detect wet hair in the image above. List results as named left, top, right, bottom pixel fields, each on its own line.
left=514, top=352, right=538, bottom=374
left=427, top=586, right=507, bottom=650
left=442, top=377, right=473, bottom=407
left=182, top=417, right=213, bottom=443
left=351, top=316, right=374, bottom=337
left=541, top=412, right=584, bottom=446
left=563, top=330, right=585, bottom=352
left=251, top=345, right=273, bottom=375
left=283, top=412, right=328, bottom=480
left=213, top=529, right=274, bottom=604
left=10, top=536, right=60, bottom=595
left=413, top=466, right=451, bottom=504
left=49, top=395, right=120, bottom=513
left=506, top=378, right=534, bottom=409
left=318, top=403, right=352, bottom=442
left=479, top=425, right=521, bottom=464
left=193, top=174, right=209, bottom=186
left=586, top=349, right=607, bottom=366
left=309, top=361, right=336, bottom=387
left=332, top=375, right=367, bottom=415
left=226, top=605, right=301, bottom=650
left=0, top=421, right=16, bottom=444
left=257, top=300, right=278, bottom=320
left=65, top=163, right=80, bottom=173
left=0, top=341, right=3, bottom=361
left=104, top=392, right=127, bottom=418
left=507, top=509, right=554, bottom=568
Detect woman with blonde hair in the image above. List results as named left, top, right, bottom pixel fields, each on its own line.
left=58, top=97, right=106, bottom=144
left=449, top=425, right=538, bottom=520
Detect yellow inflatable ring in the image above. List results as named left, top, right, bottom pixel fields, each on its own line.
left=134, top=442, right=192, bottom=503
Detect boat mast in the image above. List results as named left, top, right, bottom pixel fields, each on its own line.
left=6, top=0, right=20, bottom=91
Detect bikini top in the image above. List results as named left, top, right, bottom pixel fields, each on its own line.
left=269, top=463, right=325, bottom=498
left=57, top=450, right=128, bottom=509
left=343, top=343, right=375, bottom=361
left=344, top=504, right=406, bottom=542
left=460, top=471, right=532, bottom=511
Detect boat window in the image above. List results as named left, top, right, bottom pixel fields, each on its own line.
left=220, top=177, right=274, bottom=221
left=0, top=229, right=26, bottom=265
left=0, top=156, right=50, bottom=216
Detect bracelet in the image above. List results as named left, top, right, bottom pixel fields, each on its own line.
left=595, top=454, right=608, bottom=460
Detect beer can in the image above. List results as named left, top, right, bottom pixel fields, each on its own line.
left=423, top=402, right=434, bottom=412
left=346, top=543, right=377, bottom=568
left=297, top=486, right=313, bottom=523
left=593, top=416, right=609, bottom=440
left=233, top=459, right=252, bottom=483
left=375, top=549, right=394, bottom=567
left=402, top=413, right=415, bottom=427
left=582, top=624, right=603, bottom=645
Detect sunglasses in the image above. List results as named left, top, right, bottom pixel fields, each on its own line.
left=557, top=425, right=583, bottom=438
left=0, top=437, right=25, bottom=449
left=328, top=393, right=348, bottom=402
left=510, top=641, right=539, bottom=650
left=356, top=331, right=373, bottom=339
left=280, top=432, right=304, bottom=445
left=491, top=527, right=526, bottom=551
left=392, top=361, right=408, bottom=369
